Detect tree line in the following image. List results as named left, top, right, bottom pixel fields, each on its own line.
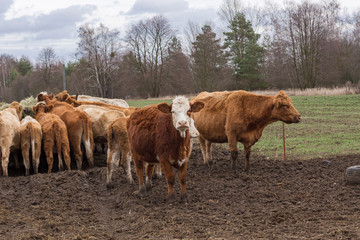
left=1, top=0, right=360, bottom=102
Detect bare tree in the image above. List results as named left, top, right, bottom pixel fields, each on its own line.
left=126, top=15, right=175, bottom=97
left=37, top=47, right=57, bottom=91
left=76, top=23, right=122, bottom=98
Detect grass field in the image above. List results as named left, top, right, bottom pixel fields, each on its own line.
left=128, top=94, right=360, bottom=161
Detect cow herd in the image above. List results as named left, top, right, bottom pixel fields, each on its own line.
left=0, top=90, right=301, bottom=202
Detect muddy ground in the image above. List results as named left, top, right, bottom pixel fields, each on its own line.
left=1, top=142, right=360, bottom=240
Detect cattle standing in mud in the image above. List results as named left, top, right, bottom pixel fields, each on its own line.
left=20, top=116, right=42, bottom=175
left=127, top=96, right=204, bottom=202
left=0, top=102, right=23, bottom=176
left=191, top=90, right=301, bottom=172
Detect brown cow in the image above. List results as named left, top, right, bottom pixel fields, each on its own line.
left=54, top=91, right=137, bottom=116
left=0, top=102, right=23, bottom=176
left=191, top=90, right=301, bottom=172
left=33, top=102, right=71, bottom=173
left=20, top=116, right=42, bottom=175
left=106, top=116, right=133, bottom=187
left=37, top=93, right=94, bottom=170
left=127, top=96, right=204, bottom=201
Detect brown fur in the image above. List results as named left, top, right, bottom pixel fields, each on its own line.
left=127, top=101, right=203, bottom=201
left=106, top=116, right=133, bottom=187
left=33, top=103, right=71, bottom=173
left=191, top=90, right=301, bottom=171
left=0, top=102, right=23, bottom=176
left=37, top=93, right=94, bottom=170
left=54, top=91, right=137, bottom=116
left=20, top=116, right=42, bottom=175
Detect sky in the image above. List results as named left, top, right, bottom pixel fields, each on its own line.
left=0, top=0, right=360, bottom=63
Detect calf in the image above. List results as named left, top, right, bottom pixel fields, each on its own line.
left=33, top=102, right=71, bottom=173
left=127, top=96, right=204, bottom=201
left=0, top=102, right=23, bottom=176
left=20, top=116, right=42, bottom=175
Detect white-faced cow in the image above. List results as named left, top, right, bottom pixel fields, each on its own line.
left=127, top=96, right=204, bottom=202
left=191, top=90, right=301, bottom=172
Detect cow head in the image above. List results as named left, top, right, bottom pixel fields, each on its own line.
left=9, top=101, right=23, bottom=120
left=33, top=102, right=53, bottom=114
left=36, top=92, right=54, bottom=103
left=272, top=91, right=301, bottom=124
left=157, top=96, right=204, bottom=138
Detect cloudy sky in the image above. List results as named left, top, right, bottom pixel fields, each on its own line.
left=1, top=0, right=359, bottom=63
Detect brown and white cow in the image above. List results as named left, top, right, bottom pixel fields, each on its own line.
left=33, top=102, right=71, bottom=173
left=37, top=93, right=94, bottom=170
left=191, top=90, right=301, bottom=172
left=20, top=116, right=42, bottom=175
left=127, top=96, right=204, bottom=201
left=0, top=102, right=23, bottom=176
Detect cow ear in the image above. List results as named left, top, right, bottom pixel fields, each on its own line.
left=32, top=106, right=36, bottom=112
left=46, top=105, right=53, bottom=112
left=49, top=93, right=54, bottom=99
left=157, top=103, right=171, bottom=113
left=191, top=101, right=204, bottom=113
left=37, top=93, right=43, bottom=102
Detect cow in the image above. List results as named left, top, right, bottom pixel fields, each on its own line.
left=55, top=90, right=129, bottom=108
left=191, top=90, right=301, bottom=172
left=37, top=93, right=94, bottom=170
left=0, top=102, right=23, bottom=176
left=127, top=96, right=204, bottom=202
left=106, top=116, right=133, bottom=187
left=33, top=102, right=71, bottom=173
left=54, top=91, right=136, bottom=116
left=20, top=116, right=42, bottom=175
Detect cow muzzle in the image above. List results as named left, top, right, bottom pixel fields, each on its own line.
left=294, top=115, right=302, bottom=123
left=176, top=120, right=189, bottom=138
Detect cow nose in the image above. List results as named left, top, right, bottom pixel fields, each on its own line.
left=178, top=120, right=188, bottom=127
left=296, top=115, right=302, bottom=122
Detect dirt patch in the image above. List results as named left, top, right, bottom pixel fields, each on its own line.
left=1, top=143, right=360, bottom=239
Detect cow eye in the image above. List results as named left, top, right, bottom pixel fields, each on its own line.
left=282, top=105, right=289, bottom=108
left=171, top=111, right=175, bottom=114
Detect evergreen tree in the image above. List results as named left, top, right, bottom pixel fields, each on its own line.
left=191, top=25, right=227, bottom=91
left=17, top=56, right=33, bottom=76
left=224, top=12, right=265, bottom=90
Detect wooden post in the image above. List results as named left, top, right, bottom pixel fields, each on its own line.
left=283, top=122, right=286, bottom=160
left=62, top=64, right=66, bottom=91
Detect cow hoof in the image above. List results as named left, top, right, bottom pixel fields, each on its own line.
left=106, top=182, right=114, bottom=190
left=180, top=193, right=188, bottom=203
left=167, top=194, right=176, bottom=202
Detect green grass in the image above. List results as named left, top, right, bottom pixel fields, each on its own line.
left=127, top=99, right=172, bottom=108
left=252, top=94, right=360, bottom=160
left=128, top=94, right=360, bottom=160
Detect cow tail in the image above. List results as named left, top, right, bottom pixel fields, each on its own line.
left=82, top=115, right=94, bottom=166
left=28, top=124, right=37, bottom=161
left=54, top=122, right=63, bottom=165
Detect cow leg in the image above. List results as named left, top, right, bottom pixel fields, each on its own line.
left=161, top=160, right=176, bottom=201
left=205, top=140, right=213, bottom=165
left=1, top=148, right=10, bottom=177
left=82, top=133, right=94, bottom=168
left=22, top=142, right=31, bottom=176
left=62, top=147, right=71, bottom=171
left=198, top=136, right=208, bottom=166
left=133, top=157, right=146, bottom=197
left=244, top=145, right=252, bottom=172
left=45, top=149, right=54, bottom=173
left=70, top=136, right=83, bottom=170
left=14, top=151, right=21, bottom=169
left=123, top=151, right=133, bottom=184
left=33, top=140, right=41, bottom=174
left=227, top=134, right=239, bottom=170
left=145, top=164, right=155, bottom=193
left=178, top=161, right=188, bottom=203
left=106, top=143, right=120, bottom=188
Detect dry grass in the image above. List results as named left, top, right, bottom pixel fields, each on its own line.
left=252, top=86, right=360, bottom=96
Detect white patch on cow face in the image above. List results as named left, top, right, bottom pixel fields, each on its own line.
left=171, top=96, right=191, bottom=138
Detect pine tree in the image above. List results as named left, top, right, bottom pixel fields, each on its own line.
left=224, top=12, right=265, bottom=90
left=191, top=25, right=227, bottom=91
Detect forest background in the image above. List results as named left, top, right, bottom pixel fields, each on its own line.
left=1, top=0, right=360, bottom=102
